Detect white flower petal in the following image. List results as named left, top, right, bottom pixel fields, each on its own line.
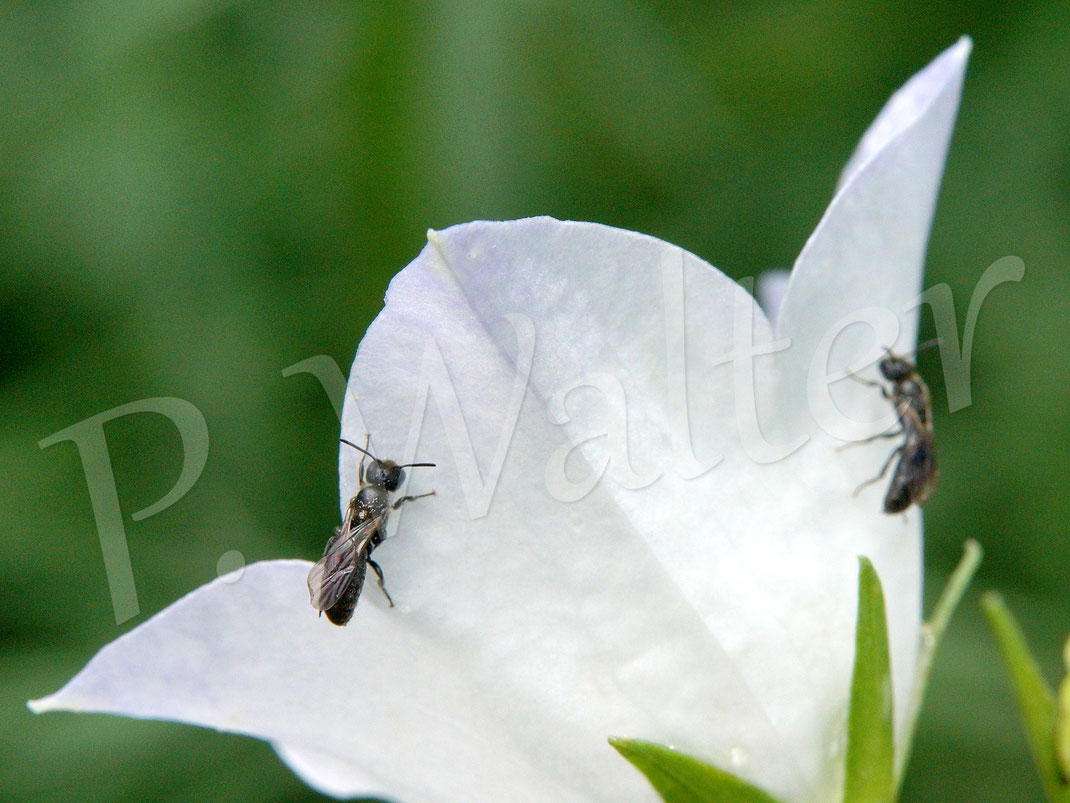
left=837, top=37, right=971, bottom=192
left=31, top=561, right=591, bottom=801
left=773, top=37, right=970, bottom=759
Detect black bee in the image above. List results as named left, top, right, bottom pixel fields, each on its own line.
left=307, top=436, right=435, bottom=625
left=849, top=350, right=938, bottom=514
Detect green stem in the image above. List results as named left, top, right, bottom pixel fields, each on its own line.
left=894, top=539, right=983, bottom=790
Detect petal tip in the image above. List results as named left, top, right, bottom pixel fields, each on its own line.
left=27, top=695, right=62, bottom=715
left=929, top=36, right=972, bottom=70
left=933, top=36, right=972, bottom=79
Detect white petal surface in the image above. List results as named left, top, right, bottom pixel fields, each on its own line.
left=31, top=42, right=971, bottom=803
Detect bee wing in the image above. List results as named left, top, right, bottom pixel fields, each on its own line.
left=884, top=429, right=938, bottom=512
left=905, top=434, right=938, bottom=498
left=307, top=516, right=379, bottom=612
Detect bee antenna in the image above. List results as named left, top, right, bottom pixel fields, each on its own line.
left=880, top=339, right=941, bottom=361
left=339, top=437, right=377, bottom=461
left=398, top=462, right=436, bottom=469
left=883, top=338, right=942, bottom=362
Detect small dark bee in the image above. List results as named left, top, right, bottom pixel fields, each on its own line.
left=307, top=436, right=435, bottom=625
left=847, top=349, right=938, bottom=514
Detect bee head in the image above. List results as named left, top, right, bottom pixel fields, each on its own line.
left=341, top=438, right=436, bottom=493
left=365, top=460, right=405, bottom=491
left=878, top=356, right=913, bottom=383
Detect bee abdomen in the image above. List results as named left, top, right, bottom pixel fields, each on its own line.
left=324, top=560, right=367, bottom=626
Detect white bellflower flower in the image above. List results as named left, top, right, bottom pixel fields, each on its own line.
left=31, top=39, right=971, bottom=803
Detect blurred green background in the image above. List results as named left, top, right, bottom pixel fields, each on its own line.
left=3, top=1, right=1067, bottom=801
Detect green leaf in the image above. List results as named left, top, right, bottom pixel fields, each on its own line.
left=895, top=540, right=983, bottom=788
left=843, top=557, right=894, bottom=803
left=609, top=738, right=784, bottom=803
left=1058, top=637, right=1070, bottom=785
left=982, top=592, right=1070, bottom=803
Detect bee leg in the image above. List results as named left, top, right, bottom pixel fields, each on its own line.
left=321, top=533, right=338, bottom=557
left=836, top=429, right=903, bottom=451
left=845, top=369, right=893, bottom=400
left=853, top=445, right=904, bottom=496
left=368, top=558, right=394, bottom=607
left=392, top=490, right=436, bottom=510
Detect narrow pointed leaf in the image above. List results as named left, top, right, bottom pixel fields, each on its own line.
left=981, top=592, right=1068, bottom=803
left=843, top=557, right=894, bottom=803
left=609, top=738, right=784, bottom=803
